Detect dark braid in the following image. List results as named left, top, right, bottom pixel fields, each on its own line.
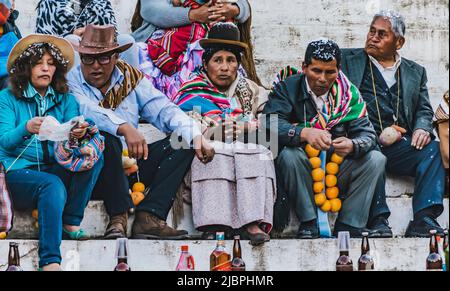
left=131, top=0, right=143, bottom=32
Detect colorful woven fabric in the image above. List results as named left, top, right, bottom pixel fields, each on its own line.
left=147, top=23, right=208, bottom=76
left=54, top=120, right=105, bottom=172
left=147, top=0, right=209, bottom=76
left=174, top=69, right=244, bottom=120
left=272, top=65, right=300, bottom=88
left=434, top=91, right=449, bottom=125
left=99, top=60, right=144, bottom=110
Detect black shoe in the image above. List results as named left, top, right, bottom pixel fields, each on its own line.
left=405, top=216, right=445, bottom=238
left=296, top=225, right=319, bottom=239
left=333, top=221, right=375, bottom=238
left=368, top=216, right=393, bottom=238
left=240, top=230, right=271, bottom=246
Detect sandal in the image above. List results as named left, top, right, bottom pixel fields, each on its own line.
left=63, top=228, right=88, bottom=241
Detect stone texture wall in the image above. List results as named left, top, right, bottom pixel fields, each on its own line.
left=17, top=0, right=449, bottom=108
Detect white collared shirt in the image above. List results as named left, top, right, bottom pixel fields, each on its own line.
left=305, top=77, right=329, bottom=111
left=368, top=53, right=402, bottom=88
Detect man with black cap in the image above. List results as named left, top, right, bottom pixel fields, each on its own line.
left=263, top=39, right=386, bottom=238
left=67, top=24, right=215, bottom=240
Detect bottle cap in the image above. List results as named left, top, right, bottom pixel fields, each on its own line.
left=430, top=229, right=437, bottom=235
left=216, top=232, right=225, bottom=241
left=362, top=232, right=369, bottom=237
left=234, top=235, right=240, bottom=240
left=181, top=245, right=189, bottom=252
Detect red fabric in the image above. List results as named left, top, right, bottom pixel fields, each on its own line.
left=0, top=4, right=10, bottom=26
left=148, top=23, right=208, bottom=76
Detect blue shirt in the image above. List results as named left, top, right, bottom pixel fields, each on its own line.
left=0, top=85, right=80, bottom=170
left=67, top=64, right=201, bottom=144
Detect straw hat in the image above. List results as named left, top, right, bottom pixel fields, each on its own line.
left=7, top=34, right=75, bottom=72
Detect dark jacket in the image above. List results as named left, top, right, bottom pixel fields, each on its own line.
left=262, top=74, right=377, bottom=159
left=340, top=48, right=434, bottom=135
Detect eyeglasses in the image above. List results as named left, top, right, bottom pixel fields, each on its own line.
left=80, top=53, right=117, bottom=65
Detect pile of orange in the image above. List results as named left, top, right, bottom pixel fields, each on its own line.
left=31, top=209, right=39, bottom=229
left=131, top=182, right=146, bottom=206
left=307, top=144, right=343, bottom=213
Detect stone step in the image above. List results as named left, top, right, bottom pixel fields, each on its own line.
left=0, top=238, right=443, bottom=271
left=7, top=198, right=449, bottom=239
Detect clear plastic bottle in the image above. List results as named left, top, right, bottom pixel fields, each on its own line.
left=176, top=245, right=195, bottom=271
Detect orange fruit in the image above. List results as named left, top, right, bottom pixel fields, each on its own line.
left=320, top=200, right=332, bottom=212
left=309, top=157, right=322, bottom=169
left=331, top=153, right=344, bottom=165
left=0, top=232, right=7, bottom=239
left=31, top=209, right=38, bottom=220
left=325, top=175, right=337, bottom=187
left=326, top=187, right=339, bottom=199
left=132, top=182, right=145, bottom=193
left=124, top=164, right=139, bottom=176
left=305, top=144, right=320, bottom=158
left=326, top=162, right=339, bottom=175
left=314, top=193, right=327, bottom=207
left=131, top=191, right=145, bottom=206
left=313, top=182, right=325, bottom=194
left=311, top=168, right=325, bottom=182
left=330, top=198, right=342, bottom=213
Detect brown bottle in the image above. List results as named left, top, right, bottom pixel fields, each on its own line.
left=114, top=238, right=131, bottom=271
left=358, top=232, right=374, bottom=271
left=6, top=242, right=23, bottom=271
left=426, top=229, right=443, bottom=271
left=210, top=232, right=231, bottom=271
left=231, top=235, right=246, bottom=271
left=336, top=231, right=353, bottom=271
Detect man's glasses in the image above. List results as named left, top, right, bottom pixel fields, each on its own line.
left=80, top=53, right=117, bottom=65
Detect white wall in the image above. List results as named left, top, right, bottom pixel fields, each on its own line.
left=16, top=0, right=449, bottom=108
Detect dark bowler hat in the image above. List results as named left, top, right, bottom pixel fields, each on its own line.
left=200, top=22, right=248, bottom=52
left=71, top=24, right=132, bottom=55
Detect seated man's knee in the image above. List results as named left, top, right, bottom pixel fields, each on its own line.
left=277, top=147, right=307, bottom=169
left=364, top=150, right=387, bottom=172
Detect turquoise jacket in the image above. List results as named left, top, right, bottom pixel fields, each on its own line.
left=0, top=85, right=80, bottom=171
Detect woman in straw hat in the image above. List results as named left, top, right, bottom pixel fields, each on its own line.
left=0, top=34, right=103, bottom=271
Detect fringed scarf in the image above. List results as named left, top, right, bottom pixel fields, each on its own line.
left=99, top=60, right=144, bottom=110
left=174, top=69, right=244, bottom=121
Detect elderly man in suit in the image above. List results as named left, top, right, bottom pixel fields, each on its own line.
left=340, top=10, right=446, bottom=238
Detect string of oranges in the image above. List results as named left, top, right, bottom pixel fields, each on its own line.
left=305, top=144, right=343, bottom=213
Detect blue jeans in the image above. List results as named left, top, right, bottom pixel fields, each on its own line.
left=6, top=159, right=103, bottom=267
left=370, top=137, right=445, bottom=220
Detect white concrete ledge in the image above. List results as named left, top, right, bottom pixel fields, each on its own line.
left=0, top=238, right=439, bottom=271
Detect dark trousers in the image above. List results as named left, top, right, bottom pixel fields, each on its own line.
left=369, top=136, right=445, bottom=221
left=92, top=132, right=195, bottom=220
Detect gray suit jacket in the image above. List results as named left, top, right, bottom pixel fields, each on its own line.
left=340, top=48, right=434, bottom=135
left=132, top=0, right=251, bottom=43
